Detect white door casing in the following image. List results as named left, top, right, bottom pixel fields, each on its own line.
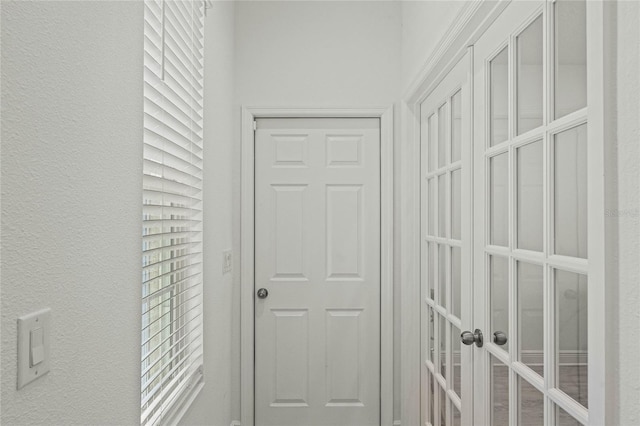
left=255, top=118, right=380, bottom=426
left=240, top=107, right=394, bottom=426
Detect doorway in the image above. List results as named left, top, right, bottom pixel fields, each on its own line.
left=240, top=108, right=394, bottom=426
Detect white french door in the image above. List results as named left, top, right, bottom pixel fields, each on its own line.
left=420, top=52, right=473, bottom=426
left=420, top=0, right=604, bottom=425
left=472, top=1, right=596, bottom=425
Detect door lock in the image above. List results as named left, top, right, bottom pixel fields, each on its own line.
left=460, top=329, right=484, bottom=348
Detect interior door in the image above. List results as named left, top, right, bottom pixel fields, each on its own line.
left=472, top=1, right=590, bottom=425
left=420, top=51, right=473, bottom=426
left=254, top=118, right=381, bottom=426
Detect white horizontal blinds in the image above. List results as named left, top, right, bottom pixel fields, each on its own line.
left=142, top=1, right=204, bottom=425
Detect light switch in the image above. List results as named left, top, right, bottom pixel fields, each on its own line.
left=17, top=308, right=50, bottom=389
left=30, top=327, right=45, bottom=366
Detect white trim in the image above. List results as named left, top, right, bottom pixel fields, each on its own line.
left=240, top=106, right=394, bottom=426
left=404, top=1, right=511, bottom=104
left=587, top=1, right=612, bottom=424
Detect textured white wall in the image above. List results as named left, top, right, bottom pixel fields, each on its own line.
left=613, top=1, right=640, bottom=424
left=401, top=1, right=468, bottom=94
left=1, top=1, right=143, bottom=424
left=180, top=2, right=237, bottom=424
left=234, top=1, right=402, bottom=422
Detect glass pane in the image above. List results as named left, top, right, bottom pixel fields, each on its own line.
left=439, top=244, right=447, bottom=308
left=451, top=246, right=461, bottom=318
left=555, top=0, right=587, bottom=119
left=491, top=355, right=509, bottom=426
left=428, top=307, right=435, bottom=363
left=490, top=255, right=509, bottom=351
left=556, top=404, right=582, bottom=426
left=440, top=386, right=448, bottom=426
left=439, top=174, right=447, bottom=238
left=490, top=47, right=509, bottom=146
left=490, top=153, right=509, bottom=246
left=556, top=270, right=588, bottom=408
left=518, top=262, right=544, bottom=376
left=439, top=315, right=447, bottom=379
left=439, top=104, right=448, bottom=167
left=517, top=15, right=543, bottom=134
left=554, top=124, right=587, bottom=258
left=427, top=370, right=435, bottom=425
left=452, top=324, right=461, bottom=398
left=451, top=90, right=462, bottom=162
left=428, top=242, right=435, bottom=300
left=428, top=178, right=436, bottom=236
left=518, top=376, right=544, bottom=426
left=428, top=114, right=437, bottom=172
left=517, top=140, right=543, bottom=251
left=451, top=169, right=461, bottom=240
left=453, top=403, right=461, bottom=426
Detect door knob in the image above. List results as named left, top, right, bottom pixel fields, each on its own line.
left=493, top=331, right=508, bottom=345
left=256, top=288, right=269, bottom=299
left=460, top=329, right=483, bottom=348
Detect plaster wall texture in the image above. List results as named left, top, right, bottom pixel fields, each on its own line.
left=401, top=1, right=469, bottom=94
left=180, top=2, right=237, bottom=424
left=1, top=1, right=143, bottom=424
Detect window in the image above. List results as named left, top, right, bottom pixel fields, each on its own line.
left=141, top=1, right=204, bottom=424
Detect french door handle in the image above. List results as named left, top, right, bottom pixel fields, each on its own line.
left=460, top=329, right=484, bottom=348
left=493, top=331, right=508, bottom=345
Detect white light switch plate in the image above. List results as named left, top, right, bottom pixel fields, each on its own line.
left=223, top=249, right=232, bottom=274
left=17, top=308, right=51, bottom=389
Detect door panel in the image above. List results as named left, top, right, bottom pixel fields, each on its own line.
left=420, top=52, right=472, bottom=426
left=255, top=118, right=380, bottom=426
left=473, top=1, right=591, bottom=424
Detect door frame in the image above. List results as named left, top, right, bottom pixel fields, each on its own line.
left=400, top=0, right=611, bottom=424
left=240, top=106, right=394, bottom=426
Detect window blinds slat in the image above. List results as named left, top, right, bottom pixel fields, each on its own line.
left=141, top=357, right=203, bottom=425
left=144, top=113, right=203, bottom=157
left=141, top=314, right=202, bottom=380
left=141, top=287, right=202, bottom=347
left=143, top=126, right=203, bottom=163
left=142, top=365, right=203, bottom=426
left=141, top=316, right=202, bottom=378
left=142, top=0, right=204, bottom=423
left=142, top=270, right=201, bottom=307
left=141, top=325, right=202, bottom=392
left=144, top=83, right=203, bottom=133
left=143, top=144, right=202, bottom=174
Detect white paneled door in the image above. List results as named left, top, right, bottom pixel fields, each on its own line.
left=254, top=118, right=381, bottom=426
